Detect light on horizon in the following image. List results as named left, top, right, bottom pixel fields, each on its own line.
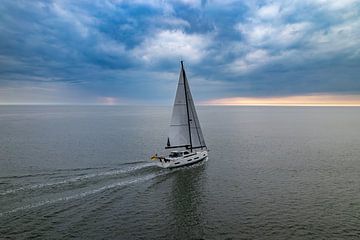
left=97, top=97, right=119, bottom=105
left=203, top=94, right=360, bottom=106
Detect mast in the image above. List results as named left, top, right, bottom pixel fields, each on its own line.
left=181, top=61, right=193, bottom=152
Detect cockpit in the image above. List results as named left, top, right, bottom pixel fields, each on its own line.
left=169, top=151, right=190, bottom=158
left=169, top=151, right=182, bottom=158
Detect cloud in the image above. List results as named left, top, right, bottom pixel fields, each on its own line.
left=51, top=1, right=94, bottom=38
left=228, top=49, right=270, bottom=74
left=0, top=0, right=359, bottom=104
left=311, top=0, right=359, bottom=11
left=257, top=4, right=280, bottom=19
left=132, top=30, right=212, bottom=64
left=151, top=16, right=191, bottom=28
left=236, top=22, right=312, bottom=49
left=227, top=0, right=360, bottom=81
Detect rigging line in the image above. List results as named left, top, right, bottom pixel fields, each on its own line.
left=189, top=94, right=203, bottom=148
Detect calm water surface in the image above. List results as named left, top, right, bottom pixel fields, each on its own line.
left=1, top=106, right=360, bottom=239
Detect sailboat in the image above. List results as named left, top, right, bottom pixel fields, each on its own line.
left=151, top=61, right=208, bottom=168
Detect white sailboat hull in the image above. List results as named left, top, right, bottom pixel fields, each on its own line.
left=156, top=150, right=208, bottom=169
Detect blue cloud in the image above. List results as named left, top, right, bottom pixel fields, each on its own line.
left=0, top=0, right=359, bottom=104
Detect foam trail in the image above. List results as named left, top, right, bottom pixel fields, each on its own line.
left=0, top=162, right=156, bottom=196
left=0, top=171, right=164, bottom=217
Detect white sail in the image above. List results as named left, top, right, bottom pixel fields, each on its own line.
left=185, top=77, right=206, bottom=148
left=166, top=62, right=206, bottom=150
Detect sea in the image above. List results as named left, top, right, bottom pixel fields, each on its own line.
left=0, top=105, right=360, bottom=239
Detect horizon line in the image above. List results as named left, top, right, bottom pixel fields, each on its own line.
left=2, top=94, right=360, bottom=107
left=1, top=103, right=360, bottom=107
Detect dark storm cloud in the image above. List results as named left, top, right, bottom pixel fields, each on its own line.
left=0, top=0, right=359, bottom=103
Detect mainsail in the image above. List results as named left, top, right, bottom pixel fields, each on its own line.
left=166, top=61, right=206, bottom=151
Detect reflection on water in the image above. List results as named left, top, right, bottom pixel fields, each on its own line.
left=171, top=163, right=206, bottom=239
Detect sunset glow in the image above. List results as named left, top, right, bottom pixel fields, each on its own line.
left=204, top=95, right=360, bottom=106
left=97, top=97, right=118, bottom=105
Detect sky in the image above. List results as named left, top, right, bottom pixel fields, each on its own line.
left=0, top=0, right=360, bottom=105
